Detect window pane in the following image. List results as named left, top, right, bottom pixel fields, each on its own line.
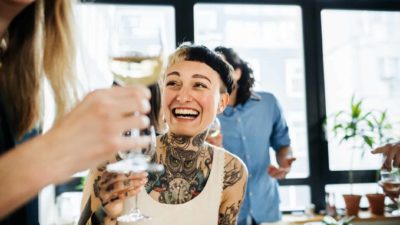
left=74, top=3, right=176, bottom=89
left=194, top=4, right=309, bottom=179
left=194, top=3, right=308, bottom=213
left=279, top=185, right=311, bottom=211
left=321, top=10, right=400, bottom=171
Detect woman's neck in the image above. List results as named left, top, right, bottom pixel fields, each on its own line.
left=160, top=131, right=208, bottom=151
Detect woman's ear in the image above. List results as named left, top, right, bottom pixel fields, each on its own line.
left=217, top=93, right=230, bottom=114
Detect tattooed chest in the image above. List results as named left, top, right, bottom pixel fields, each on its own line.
left=145, top=147, right=213, bottom=204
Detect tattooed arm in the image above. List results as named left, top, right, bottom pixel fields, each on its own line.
left=219, top=152, right=248, bottom=225
left=79, top=164, right=148, bottom=225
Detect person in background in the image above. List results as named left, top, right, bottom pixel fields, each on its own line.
left=0, top=0, right=150, bottom=222
left=213, top=46, right=296, bottom=225
left=372, top=141, right=400, bottom=171
left=82, top=44, right=248, bottom=225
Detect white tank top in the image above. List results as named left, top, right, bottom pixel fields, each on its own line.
left=119, top=148, right=225, bottom=225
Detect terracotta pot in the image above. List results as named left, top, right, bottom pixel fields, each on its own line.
left=343, top=194, right=362, bottom=216
left=366, top=193, right=385, bottom=215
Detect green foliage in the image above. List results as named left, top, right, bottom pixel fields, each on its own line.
left=326, top=95, right=395, bottom=187
left=75, top=176, right=86, bottom=191
left=330, top=96, right=376, bottom=153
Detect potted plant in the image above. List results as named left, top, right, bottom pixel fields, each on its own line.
left=327, top=96, right=397, bottom=216
left=327, top=95, right=375, bottom=216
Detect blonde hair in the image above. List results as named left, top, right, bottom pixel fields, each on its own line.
left=0, top=0, right=77, bottom=139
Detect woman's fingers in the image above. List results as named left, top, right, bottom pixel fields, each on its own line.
left=97, top=171, right=148, bottom=204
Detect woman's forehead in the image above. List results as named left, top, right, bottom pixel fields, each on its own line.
left=166, top=61, right=220, bottom=80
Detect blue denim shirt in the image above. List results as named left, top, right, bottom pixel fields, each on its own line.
left=218, top=91, right=291, bottom=223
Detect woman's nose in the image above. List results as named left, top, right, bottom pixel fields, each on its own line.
left=176, top=88, right=193, bottom=103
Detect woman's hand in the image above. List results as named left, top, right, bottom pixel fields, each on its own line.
left=41, top=86, right=151, bottom=184
left=93, top=171, right=148, bottom=219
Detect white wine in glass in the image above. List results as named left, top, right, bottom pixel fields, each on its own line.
left=111, top=55, right=163, bottom=86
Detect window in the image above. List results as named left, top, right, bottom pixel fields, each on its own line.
left=321, top=10, right=400, bottom=171
left=194, top=3, right=309, bottom=211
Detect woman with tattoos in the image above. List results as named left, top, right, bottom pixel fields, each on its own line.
left=82, top=44, right=248, bottom=225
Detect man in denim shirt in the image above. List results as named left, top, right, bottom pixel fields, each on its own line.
left=214, top=47, right=296, bottom=225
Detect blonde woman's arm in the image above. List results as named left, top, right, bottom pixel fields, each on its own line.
left=0, top=86, right=151, bottom=219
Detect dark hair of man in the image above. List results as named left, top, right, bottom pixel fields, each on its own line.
left=214, top=46, right=255, bottom=107
left=184, top=45, right=234, bottom=94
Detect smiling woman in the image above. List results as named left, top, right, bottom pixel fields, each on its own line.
left=83, top=44, right=248, bottom=225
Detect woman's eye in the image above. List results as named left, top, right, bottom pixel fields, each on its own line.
left=194, top=82, right=208, bottom=89
left=166, top=81, right=178, bottom=87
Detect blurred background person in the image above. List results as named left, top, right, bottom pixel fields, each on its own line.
left=213, top=46, right=296, bottom=225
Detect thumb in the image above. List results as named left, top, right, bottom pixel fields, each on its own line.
left=287, top=157, right=296, bottom=166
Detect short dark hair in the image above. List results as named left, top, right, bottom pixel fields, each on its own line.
left=167, top=44, right=234, bottom=94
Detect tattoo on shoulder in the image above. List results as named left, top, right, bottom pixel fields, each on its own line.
left=223, top=157, right=244, bottom=189
left=218, top=200, right=242, bottom=225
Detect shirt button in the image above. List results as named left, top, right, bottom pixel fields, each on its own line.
left=242, top=136, right=246, bottom=141
left=249, top=192, right=253, bottom=197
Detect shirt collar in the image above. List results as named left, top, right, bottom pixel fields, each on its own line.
left=223, top=92, right=261, bottom=116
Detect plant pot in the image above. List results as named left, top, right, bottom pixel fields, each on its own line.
left=343, top=194, right=362, bottom=216
left=366, top=193, right=385, bottom=215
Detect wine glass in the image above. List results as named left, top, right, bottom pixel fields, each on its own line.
left=379, top=168, right=400, bottom=215
left=115, top=125, right=160, bottom=223
left=208, top=117, right=221, bottom=138
left=104, top=11, right=164, bottom=222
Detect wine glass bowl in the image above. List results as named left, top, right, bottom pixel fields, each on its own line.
left=108, top=18, right=163, bottom=87
left=208, top=117, right=221, bottom=138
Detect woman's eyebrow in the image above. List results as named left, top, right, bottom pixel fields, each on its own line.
left=192, top=74, right=211, bottom=83
left=166, top=71, right=180, bottom=77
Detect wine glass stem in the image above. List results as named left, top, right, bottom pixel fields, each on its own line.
left=135, top=194, right=139, bottom=211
